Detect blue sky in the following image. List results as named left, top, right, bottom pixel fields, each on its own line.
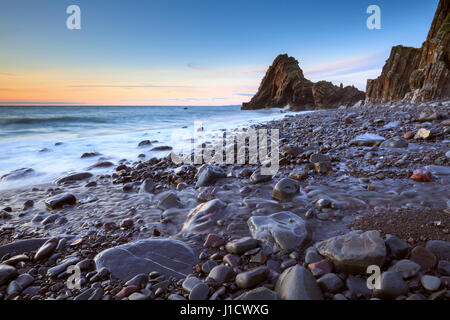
left=0, top=0, right=440, bottom=105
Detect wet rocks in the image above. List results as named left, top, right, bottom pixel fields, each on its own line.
left=373, top=271, right=409, bottom=300
left=388, top=260, right=421, bottom=279
left=87, top=161, right=114, bottom=170
left=54, top=172, right=93, bottom=185
left=272, top=178, right=299, bottom=202
left=410, top=246, right=437, bottom=272
left=415, top=128, right=433, bottom=140
left=94, top=239, right=198, bottom=280
left=139, top=178, right=155, bottom=194
left=235, top=266, right=269, bottom=289
left=1, top=168, right=34, bottom=181
left=385, top=235, right=409, bottom=259
left=275, top=266, right=323, bottom=300
left=138, top=140, right=152, bottom=147
left=410, top=169, right=433, bottom=182
left=203, top=234, right=226, bottom=248
left=157, top=191, right=182, bottom=210
left=0, top=264, right=18, bottom=285
left=248, top=211, right=310, bottom=252
left=45, top=193, right=76, bottom=209
left=421, top=275, right=441, bottom=291
left=207, top=265, right=233, bottom=284
left=235, top=287, right=280, bottom=300
left=250, top=168, right=272, bottom=184
left=80, top=152, right=101, bottom=158
left=195, top=165, right=226, bottom=187
left=315, top=230, right=386, bottom=274
left=34, top=238, right=58, bottom=261
left=425, top=240, right=450, bottom=260
left=182, top=199, right=227, bottom=233
left=189, top=282, right=209, bottom=300
left=350, top=134, right=386, bottom=147
left=380, top=136, right=409, bottom=148
left=317, top=273, right=344, bottom=293
left=225, top=237, right=258, bottom=255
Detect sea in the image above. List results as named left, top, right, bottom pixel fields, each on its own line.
left=0, top=106, right=299, bottom=190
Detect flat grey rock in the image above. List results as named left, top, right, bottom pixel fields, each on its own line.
left=94, top=239, right=197, bottom=281
left=275, top=266, right=323, bottom=300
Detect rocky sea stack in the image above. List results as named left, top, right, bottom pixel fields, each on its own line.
left=366, top=0, right=450, bottom=103
left=242, top=54, right=365, bottom=111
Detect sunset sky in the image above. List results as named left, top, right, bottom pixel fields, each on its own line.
left=0, top=0, right=439, bottom=106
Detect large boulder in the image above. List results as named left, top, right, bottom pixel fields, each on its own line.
left=94, top=239, right=197, bottom=281
left=275, top=266, right=323, bottom=300
left=248, top=211, right=311, bottom=252
left=315, top=230, right=386, bottom=274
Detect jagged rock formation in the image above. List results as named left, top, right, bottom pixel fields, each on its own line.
left=242, top=54, right=365, bottom=110
left=366, top=0, right=450, bottom=103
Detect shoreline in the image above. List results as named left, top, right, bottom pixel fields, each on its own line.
left=0, top=100, right=449, bottom=300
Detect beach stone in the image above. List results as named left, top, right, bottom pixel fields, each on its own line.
left=7, top=280, right=23, bottom=296
left=54, top=172, right=92, bottom=185
left=385, top=235, right=409, bottom=259
left=203, top=233, right=226, bottom=248
left=139, top=178, right=155, bottom=194
left=350, top=133, right=385, bottom=146
left=128, top=292, right=150, bottom=301
left=1, top=168, right=34, bottom=181
left=235, top=266, right=269, bottom=289
left=345, top=276, right=371, bottom=299
left=437, top=261, right=450, bottom=276
left=250, top=168, right=272, bottom=184
left=308, top=259, right=333, bottom=274
left=421, top=275, right=441, bottom=291
left=125, top=273, right=148, bottom=288
left=183, top=277, right=202, bottom=293
left=304, top=247, right=323, bottom=264
left=223, top=254, right=241, bottom=268
left=272, top=178, right=299, bottom=202
left=315, top=230, right=386, bottom=274
left=275, top=266, right=323, bottom=300
left=47, top=257, right=80, bottom=278
left=419, top=111, right=439, bottom=122
left=225, top=237, right=258, bottom=254
left=388, top=259, right=421, bottom=279
left=151, top=145, right=172, bottom=151
left=157, top=191, right=183, bottom=210
left=415, top=128, right=432, bottom=139
left=116, top=285, right=140, bottom=298
left=0, top=264, right=18, bottom=285
left=138, top=140, right=151, bottom=147
left=201, top=260, right=218, bottom=273
left=208, top=265, right=233, bottom=285
left=0, top=238, right=50, bottom=258
left=380, top=136, right=408, bottom=148
left=45, top=193, right=76, bottom=209
left=182, top=199, right=227, bottom=233
left=410, top=169, right=432, bottom=182
left=235, top=287, right=281, bottom=300
left=87, top=161, right=114, bottom=170
left=373, top=271, right=409, bottom=300
left=189, top=283, right=209, bottom=300
left=94, top=239, right=198, bottom=280
left=410, top=246, right=437, bottom=271
left=425, top=240, right=450, bottom=261
left=309, top=153, right=331, bottom=164
left=195, top=165, right=226, bottom=187
left=248, top=211, right=310, bottom=252
left=168, top=294, right=187, bottom=300
left=34, top=238, right=58, bottom=261
left=317, top=273, right=344, bottom=293
left=81, top=152, right=100, bottom=158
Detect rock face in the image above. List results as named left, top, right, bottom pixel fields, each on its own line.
left=242, top=54, right=365, bottom=110
left=366, top=0, right=450, bottom=103
left=94, top=239, right=198, bottom=280
left=315, top=230, right=386, bottom=274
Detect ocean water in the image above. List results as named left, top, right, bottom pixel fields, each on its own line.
left=0, top=106, right=298, bottom=190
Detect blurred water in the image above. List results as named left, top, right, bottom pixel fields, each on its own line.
left=0, top=106, right=297, bottom=190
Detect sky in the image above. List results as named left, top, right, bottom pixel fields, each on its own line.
left=0, top=0, right=440, bottom=106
